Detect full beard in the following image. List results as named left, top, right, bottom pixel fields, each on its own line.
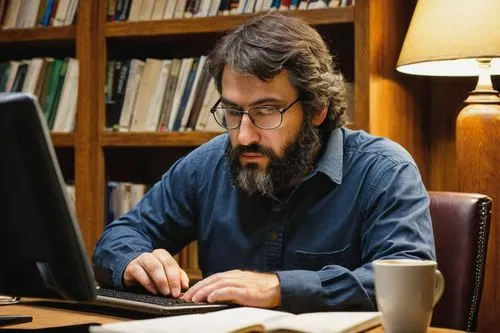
left=226, top=119, right=323, bottom=197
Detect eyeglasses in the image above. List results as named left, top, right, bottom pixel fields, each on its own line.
left=210, top=98, right=300, bottom=130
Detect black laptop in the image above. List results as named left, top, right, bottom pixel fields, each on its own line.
left=0, top=93, right=227, bottom=316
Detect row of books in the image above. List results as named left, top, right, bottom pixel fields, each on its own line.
left=107, top=0, right=354, bottom=22
left=0, top=0, right=78, bottom=30
left=0, top=57, right=79, bottom=132
left=104, top=181, right=199, bottom=270
left=106, top=182, right=148, bottom=225
left=106, top=57, right=223, bottom=132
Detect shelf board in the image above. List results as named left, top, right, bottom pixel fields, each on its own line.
left=51, top=133, right=75, bottom=147
left=101, top=132, right=223, bottom=147
left=0, top=26, right=75, bottom=43
left=106, top=7, right=354, bottom=37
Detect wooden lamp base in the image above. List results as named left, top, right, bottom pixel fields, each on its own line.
left=456, top=85, right=500, bottom=332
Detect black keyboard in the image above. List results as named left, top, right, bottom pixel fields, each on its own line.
left=96, top=287, right=207, bottom=307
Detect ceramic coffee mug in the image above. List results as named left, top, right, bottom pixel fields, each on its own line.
left=373, top=259, right=445, bottom=333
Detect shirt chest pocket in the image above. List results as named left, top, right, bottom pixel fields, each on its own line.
left=294, top=244, right=351, bottom=270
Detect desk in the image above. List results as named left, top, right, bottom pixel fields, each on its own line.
left=1, top=299, right=464, bottom=332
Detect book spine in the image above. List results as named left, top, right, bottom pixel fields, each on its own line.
left=107, top=0, right=117, bottom=21
left=157, top=59, right=181, bottom=131
left=11, top=63, right=28, bottom=93
left=115, top=0, right=132, bottom=21
left=105, top=60, right=123, bottom=130
left=270, top=0, right=280, bottom=10
left=41, top=0, right=55, bottom=26
left=173, top=59, right=198, bottom=131
left=48, top=58, right=69, bottom=129
left=0, top=0, right=7, bottom=26
left=62, top=59, right=79, bottom=132
left=37, top=59, right=54, bottom=108
left=118, top=59, right=145, bottom=131
left=168, top=58, right=193, bottom=131
left=48, top=0, right=59, bottom=26
left=41, top=59, right=63, bottom=125
left=0, top=62, right=10, bottom=92
left=64, top=0, right=78, bottom=25
left=35, top=0, right=48, bottom=25
left=144, top=60, right=171, bottom=131
left=112, top=60, right=131, bottom=130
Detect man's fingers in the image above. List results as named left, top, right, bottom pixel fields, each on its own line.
left=182, top=274, right=216, bottom=301
left=124, top=250, right=190, bottom=298
left=180, top=269, right=190, bottom=290
left=125, top=262, right=158, bottom=295
left=137, top=253, right=170, bottom=295
left=153, top=249, right=182, bottom=297
left=187, top=276, right=240, bottom=303
left=207, top=287, right=242, bottom=303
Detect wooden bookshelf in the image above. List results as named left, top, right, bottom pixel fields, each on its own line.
left=106, top=7, right=354, bottom=38
left=51, top=133, right=75, bottom=147
left=101, top=132, right=222, bottom=147
left=0, top=26, right=75, bottom=43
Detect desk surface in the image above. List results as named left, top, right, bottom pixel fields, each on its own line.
left=1, top=299, right=464, bottom=332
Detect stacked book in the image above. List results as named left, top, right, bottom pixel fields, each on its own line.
left=0, top=0, right=79, bottom=29
left=107, top=0, right=354, bottom=22
left=105, top=56, right=222, bottom=132
left=0, top=57, right=79, bottom=133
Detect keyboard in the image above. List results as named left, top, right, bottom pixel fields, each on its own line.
left=96, top=287, right=193, bottom=307
left=94, top=287, right=229, bottom=315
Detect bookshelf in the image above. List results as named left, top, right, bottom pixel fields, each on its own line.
left=0, top=25, right=75, bottom=42
left=106, top=7, right=354, bottom=37
left=51, top=133, right=75, bottom=147
left=0, top=0, right=428, bottom=291
left=101, top=132, right=221, bottom=147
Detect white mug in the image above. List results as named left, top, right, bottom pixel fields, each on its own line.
left=373, top=259, right=445, bottom=333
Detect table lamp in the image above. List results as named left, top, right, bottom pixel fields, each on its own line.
left=396, top=1, right=500, bottom=330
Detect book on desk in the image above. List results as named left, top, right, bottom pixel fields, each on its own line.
left=90, top=307, right=381, bottom=333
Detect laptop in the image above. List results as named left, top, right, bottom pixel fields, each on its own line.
left=0, top=93, right=228, bottom=316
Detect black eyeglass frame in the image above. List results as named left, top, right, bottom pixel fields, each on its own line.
left=210, top=97, right=301, bottom=130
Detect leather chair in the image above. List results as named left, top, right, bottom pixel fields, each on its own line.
left=428, top=191, right=492, bottom=332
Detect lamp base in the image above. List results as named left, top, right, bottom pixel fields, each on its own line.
left=456, top=90, right=500, bottom=332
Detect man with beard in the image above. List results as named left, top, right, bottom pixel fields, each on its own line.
left=93, top=12, right=435, bottom=313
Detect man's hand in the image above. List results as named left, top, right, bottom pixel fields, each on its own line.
left=181, top=270, right=281, bottom=308
left=123, top=249, right=189, bottom=298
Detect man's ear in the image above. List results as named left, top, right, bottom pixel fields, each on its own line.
left=312, top=105, right=328, bottom=126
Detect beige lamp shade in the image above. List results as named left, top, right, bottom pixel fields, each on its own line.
left=397, top=0, right=500, bottom=76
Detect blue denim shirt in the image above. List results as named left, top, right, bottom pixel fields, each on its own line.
left=93, top=127, right=435, bottom=313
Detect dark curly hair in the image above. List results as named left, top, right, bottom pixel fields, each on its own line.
left=207, top=11, right=346, bottom=133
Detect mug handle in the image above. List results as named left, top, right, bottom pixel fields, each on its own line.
left=433, top=270, right=445, bottom=306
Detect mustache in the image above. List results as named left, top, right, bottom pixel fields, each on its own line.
left=230, top=143, right=274, bottom=160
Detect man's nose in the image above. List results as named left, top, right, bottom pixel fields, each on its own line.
left=236, top=114, right=259, bottom=146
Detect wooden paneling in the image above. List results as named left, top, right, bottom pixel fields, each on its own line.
left=353, top=0, right=369, bottom=131
left=358, top=0, right=429, bottom=182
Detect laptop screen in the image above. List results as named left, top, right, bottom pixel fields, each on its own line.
left=0, top=93, right=96, bottom=301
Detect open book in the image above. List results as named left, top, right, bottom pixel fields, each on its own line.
left=90, top=307, right=381, bottom=333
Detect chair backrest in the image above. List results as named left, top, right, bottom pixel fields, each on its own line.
left=428, top=191, right=492, bottom=332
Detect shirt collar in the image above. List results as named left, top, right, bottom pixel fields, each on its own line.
left=316, top=127, right=343, bottom=184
